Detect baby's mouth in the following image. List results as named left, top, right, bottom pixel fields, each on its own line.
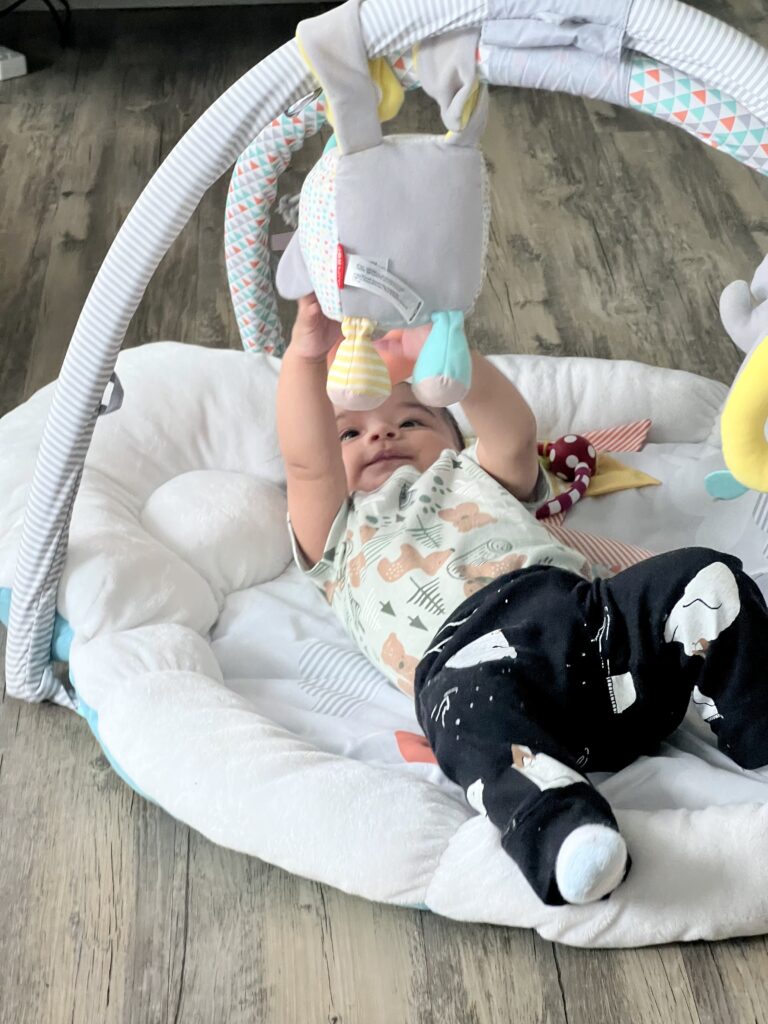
left=367, top=451, right=408, bottom=467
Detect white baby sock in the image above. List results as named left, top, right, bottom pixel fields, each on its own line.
left=555, top=824, right=628, bottom=905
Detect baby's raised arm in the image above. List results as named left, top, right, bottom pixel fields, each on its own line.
left=460, top=352, right=540, bottom=501
left=276, top=295, right=348, bottom=566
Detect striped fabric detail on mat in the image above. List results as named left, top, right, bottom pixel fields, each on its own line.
left=754, top=494, right=768, bottom=534
left=544, top=522, right=654, bottom=571
left=298, top=639, right=388, bottom=717
left=583, top=418, right=651, bottom=453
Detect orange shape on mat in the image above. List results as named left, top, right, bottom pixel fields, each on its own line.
left=395, top=731, right=438, bottom=764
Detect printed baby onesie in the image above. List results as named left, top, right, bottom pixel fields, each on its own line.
left=288, top=444, right=592, bottom=694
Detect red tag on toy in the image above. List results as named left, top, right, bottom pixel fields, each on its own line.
left=336, top=244, right=346, bottom=289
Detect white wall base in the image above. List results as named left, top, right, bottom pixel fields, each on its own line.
left=0, top=46, right=27, bottom=80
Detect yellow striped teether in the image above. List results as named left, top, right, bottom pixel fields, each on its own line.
left=327, top=317, right=392, bottom=410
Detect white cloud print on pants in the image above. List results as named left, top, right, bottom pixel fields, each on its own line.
left=444, top=630, right=518, bottom=669
left=663, top=562, right=740, bottom=657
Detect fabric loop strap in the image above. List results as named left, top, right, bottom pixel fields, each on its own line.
left=98, top=372, right=124, bottom=416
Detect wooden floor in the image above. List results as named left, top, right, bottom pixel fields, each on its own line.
left=2, top=4, right=768, bottom=1021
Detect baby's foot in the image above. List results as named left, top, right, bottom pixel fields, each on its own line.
left=555, top=824, right=628, bottom=905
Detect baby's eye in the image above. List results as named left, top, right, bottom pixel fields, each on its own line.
left=400, top=419, right=421, bottom=428
left=339, top=428, right=359, bottom=442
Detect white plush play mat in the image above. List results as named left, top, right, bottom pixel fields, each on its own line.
left=4, top=0, right=768, bottom=949
left=3, top=343, right=768, bottom=948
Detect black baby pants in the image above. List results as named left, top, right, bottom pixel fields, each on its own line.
left=414, top=547, right=768, bottom=905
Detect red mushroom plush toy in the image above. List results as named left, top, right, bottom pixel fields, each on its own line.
left=536, top=434, right=597, bottom=520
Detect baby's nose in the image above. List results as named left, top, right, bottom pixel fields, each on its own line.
left=369, top=426, right=398, bottom=441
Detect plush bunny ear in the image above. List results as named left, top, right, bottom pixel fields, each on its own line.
left=416, top=27, right=486, bottom=147
left=416, top=28, right=480, bottom=131
left=275, top=232, right=313, bottom=300
left=721, top=279, right=759, bottom=355
left=720, top=254, right=768, bottom=355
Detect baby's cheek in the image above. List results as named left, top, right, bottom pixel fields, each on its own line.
left=425, top=435, right=452, bottom=466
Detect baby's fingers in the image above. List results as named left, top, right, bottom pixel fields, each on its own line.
left=297, top=292, right=322, bottom=320
left=402, top=323, right=432, bottom=360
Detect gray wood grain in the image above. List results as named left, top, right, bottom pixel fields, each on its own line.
left=2, top=5, right=768, bottom=1023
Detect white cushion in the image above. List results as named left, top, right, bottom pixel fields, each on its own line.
left=5, top=341, right=768, bottom=949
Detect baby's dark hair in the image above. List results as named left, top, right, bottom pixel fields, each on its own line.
left=440, top=407, right=465, bottom=452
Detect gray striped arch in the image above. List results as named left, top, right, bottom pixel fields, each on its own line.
left=7, top=0, right=768, bottom=704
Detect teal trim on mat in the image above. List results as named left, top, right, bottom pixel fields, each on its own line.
left=52, top=620, right=74, bottom=663
left=0, top=586, right=74, bottom=662
left=0, top=587, right=149, bottom=802
left=75, top=687, right=153, bottom=804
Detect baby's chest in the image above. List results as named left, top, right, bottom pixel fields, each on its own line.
left=347, top=481, right=532, bottom=594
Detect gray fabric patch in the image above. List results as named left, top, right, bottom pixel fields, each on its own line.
left=335, top=136, right=488, bottom=327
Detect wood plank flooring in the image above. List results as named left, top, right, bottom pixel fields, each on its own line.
left=1, top=5, right=768, bottom=1022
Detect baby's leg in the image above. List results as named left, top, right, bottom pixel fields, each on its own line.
left=663, top=550, right=768, bottom=768
left=415, top=662, right=628, bottom=906
left=599, top=547, right=768, bottom=769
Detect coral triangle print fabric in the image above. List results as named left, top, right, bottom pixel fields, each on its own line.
left=628, top=56, right=768, bottom=177
left=288, top=444, right=591, bottom=696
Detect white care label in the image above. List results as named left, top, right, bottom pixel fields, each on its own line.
left=344, top=254, right=424, bottom=323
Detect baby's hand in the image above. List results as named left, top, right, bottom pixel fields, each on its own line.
left=374, top=322, right=432, bottom=361
left=290, top=294, right=343, bottom=362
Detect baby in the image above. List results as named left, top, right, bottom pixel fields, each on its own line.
left=277, top=293, right=768, bottom=907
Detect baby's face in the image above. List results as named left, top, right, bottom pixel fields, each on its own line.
left=335, top=383, right=459, bottom=493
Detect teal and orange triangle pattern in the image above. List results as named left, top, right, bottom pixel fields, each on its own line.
left=628, top=55, right=768, bottom=177
left=225, top=103, right=328, bottom=356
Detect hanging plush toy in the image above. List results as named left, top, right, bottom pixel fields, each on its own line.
left=708, top=255, right=768, bottom=497
left=536, top=434, right=597, bottom=520
left=275, top=0, right=489, bottom=410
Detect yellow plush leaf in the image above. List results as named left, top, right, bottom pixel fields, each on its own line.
left=546, top=453, right=660, bottom=499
